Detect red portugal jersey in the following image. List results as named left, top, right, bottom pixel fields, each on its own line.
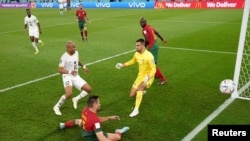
left=142, top=24, right=157, bottom=48
left=76, top=9, right=87, bottom=21
left=81, top=107, right=102, bottom=133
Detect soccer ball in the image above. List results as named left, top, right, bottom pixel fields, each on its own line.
left=219, top=79, right=236, bottom=94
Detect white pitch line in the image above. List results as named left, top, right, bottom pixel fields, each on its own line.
left=0, top=47, right=234, bottom=93
left=0, top=18, right=103, bottom=35
left=181, top=98, right=235, bottom=141
left=163, top=46, right=236, bottom=140
left=0, top=49, right=134, bottom=93
left=0, top=22, right=76, bottom=35
left=161, top=46, right=236, bottom=55
left=0, top=73, right=59, bottom=93
left=0, top=45, right=237, bottom=140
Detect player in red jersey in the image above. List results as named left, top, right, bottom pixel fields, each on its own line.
left=75, top=4, right=90, bottom=41
left=140, top=17, right=167, bottom=85
left=59, top=95, right=129, bottom=141
left=66, top=0, right=71, bottom=11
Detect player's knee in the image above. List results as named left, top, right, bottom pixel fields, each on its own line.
left=130, top=93, right=136, bottom=98
left=82, top=84, right=91, bottom=93
left=115, top=135, right=121, bottom=140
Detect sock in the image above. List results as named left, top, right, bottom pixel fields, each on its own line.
left=55, top=95, right=66, bottom=108
left=65, top=120, right=76, bottom=128
left=135, top=91, right=143, bottom=110
left=80, top=31, right=83, bottom=38
left=155, top=71, right=160, bottom=78
left=32, top=42, right=39, bottom=52
left=84, top=30, right=87, bottom=38
left=74, top=90, right=88, bottom=101
left=156, top=67, right=166, bottom=81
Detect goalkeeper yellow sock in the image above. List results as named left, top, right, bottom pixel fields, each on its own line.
left=135, top=91, right=143, bottom=109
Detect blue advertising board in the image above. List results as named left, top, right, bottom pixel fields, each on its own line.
left=36, top=2, right=154, bottom=8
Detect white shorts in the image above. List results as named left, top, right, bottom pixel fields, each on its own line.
left=62, top=74, right=87, bottom=91
left=59, top=4, right=63, bottom=9
left=29, top=30, right=39, bottom=38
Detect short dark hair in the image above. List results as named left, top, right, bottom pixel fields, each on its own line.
left=136, top=38, right=145, bottom=45
left=26, top=8, right=30, bottom=11
left=87, top=95, right=99, bottom=107
left=140, top=17, right=147, bottom=23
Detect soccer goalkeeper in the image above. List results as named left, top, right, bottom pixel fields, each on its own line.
left=115, top=38, right=156, bottom=117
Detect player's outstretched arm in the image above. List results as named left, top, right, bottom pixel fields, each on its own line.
left=99, top=116, right=120, bottom=122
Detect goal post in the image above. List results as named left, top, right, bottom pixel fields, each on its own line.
left=231, top=0, right=250, bottom=99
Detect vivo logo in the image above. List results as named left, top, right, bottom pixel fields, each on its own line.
left=41, top=3, right=53, bottom=8
left=128, top=2, right=146, bottom=8
left=95, top=2, right=110, bottom=8
left=71, top=3, right=80, bottom=8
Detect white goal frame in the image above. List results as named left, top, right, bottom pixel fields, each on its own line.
left=232, top=0, right=250, bottom=99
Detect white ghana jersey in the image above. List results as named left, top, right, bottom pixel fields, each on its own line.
left=24, top=15, right=39, bottom=31
left=59, top=51, right=79, bottom=73
left=58, top=0, right=63, bottom=4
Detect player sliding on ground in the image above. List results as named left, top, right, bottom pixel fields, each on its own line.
left=59, top=95, right=129, bottom=141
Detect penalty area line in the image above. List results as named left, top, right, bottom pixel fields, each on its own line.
left=0, top=50, right=134, bottom=93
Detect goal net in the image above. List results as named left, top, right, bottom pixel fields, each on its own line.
left=232, top=0, right=250, bottom=100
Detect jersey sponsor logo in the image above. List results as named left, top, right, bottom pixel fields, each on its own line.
left=95, top=2, right=110, bottom=8
left=128, top=2, right=146, bottom=8
left=40, top=2, right=53, bottom=8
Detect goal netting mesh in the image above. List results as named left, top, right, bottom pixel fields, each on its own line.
left=232, top=0, right=250, bottom=100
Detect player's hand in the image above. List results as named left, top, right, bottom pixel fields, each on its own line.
left=88, top=20, right=91, bottom=23
left=115, top=63, right=123, bottom=69
left=83, top=66, right=89, bottom=74
left=69, top=70, right=77, bottom=76
left=162, top=39, right=167, bottom=44
left=109, top=116, right=120, bottom=121
left=144, top=75, right=150, bottom=83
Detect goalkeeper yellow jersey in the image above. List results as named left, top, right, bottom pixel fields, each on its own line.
left=124, top=49, right=156, bottom=78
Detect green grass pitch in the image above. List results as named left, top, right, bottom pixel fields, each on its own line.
left=0, top=8, right=250, bottom=141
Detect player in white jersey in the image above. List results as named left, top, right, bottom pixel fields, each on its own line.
left=63, top=0, right=67, bottom=11
left=24, top=9, right=44, bottom=54
left=53, top=41, right=91, bottom=116
left=58, top=0, right=64, bottom=16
